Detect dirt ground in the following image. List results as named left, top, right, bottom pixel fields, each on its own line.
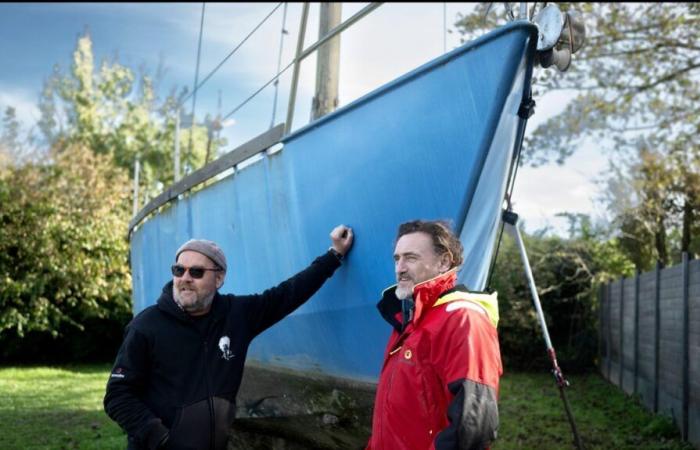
left=228, top=363, right=375, bottom=450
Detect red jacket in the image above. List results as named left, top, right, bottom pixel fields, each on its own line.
left=367, top=270, right=502, bottom=450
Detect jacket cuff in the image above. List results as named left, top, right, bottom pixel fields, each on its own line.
left=321, top=249, right=343, bottom=269
left=143, top=419, right=169, bottom=450
left=327, top=247, right=344, bottom=263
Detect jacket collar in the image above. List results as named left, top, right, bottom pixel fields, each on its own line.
left=157, top=280, right=226, bottom=323
left=411, top=269, right=458, bottom=323
left=376, top=269, right=458, bottom=332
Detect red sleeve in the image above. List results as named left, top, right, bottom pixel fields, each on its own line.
left=433, top=308, right=502, bottom=449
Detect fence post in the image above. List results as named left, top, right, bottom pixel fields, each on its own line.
left=607, top=281, right=613, bottom=381
left=682, top=252, right=689, bottom=440
left=599, top=283, right=605, bottom=375
left=619, top=278, right=625, bottom=388
left=654, top=261, right=661, bottom=413
left=634, top=269, right=640, bottom=394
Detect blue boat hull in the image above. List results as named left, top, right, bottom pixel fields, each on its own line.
left=130, top=22, right=538, bottom=382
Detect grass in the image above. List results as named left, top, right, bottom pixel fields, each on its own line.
left=0, top=365, right=693, bottom=449
left=495, top=371, right=693, bottom=450
left=0, top=364, right=125, bottom=450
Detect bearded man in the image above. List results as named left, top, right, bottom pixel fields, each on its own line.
left=104, top=225, right=353, bottom=450
left=366, top=220, right=501, bottom=450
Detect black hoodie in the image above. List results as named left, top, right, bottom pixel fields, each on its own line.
left=104, top=250, right=341, bottom=450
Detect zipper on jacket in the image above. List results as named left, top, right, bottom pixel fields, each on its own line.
left=203, top=340, right=216, bottom=450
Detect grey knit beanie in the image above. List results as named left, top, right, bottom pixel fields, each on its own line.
left=176, top=239, right=227, bottom=272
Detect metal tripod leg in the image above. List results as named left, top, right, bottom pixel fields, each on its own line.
left=502, top=210, right=585, bottom=450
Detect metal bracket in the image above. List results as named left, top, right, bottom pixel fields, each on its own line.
left=518, top=98, right=536, bottom=120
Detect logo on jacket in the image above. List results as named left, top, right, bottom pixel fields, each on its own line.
left=218, top=336, right=235, bottom=361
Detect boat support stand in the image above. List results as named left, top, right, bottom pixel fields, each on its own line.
left=502, top=209, right=585, bottom=450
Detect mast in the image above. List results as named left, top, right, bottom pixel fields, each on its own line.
left=311, top=2, right=342, bottom=121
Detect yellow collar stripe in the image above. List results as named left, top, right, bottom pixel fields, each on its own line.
left=434, top=291, right=499, bottom=327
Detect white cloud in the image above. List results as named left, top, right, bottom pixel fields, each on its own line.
left=0, top=86, right=41, bottom=130
left=511, top=142, right=608, bottom=235
left=337, top=3, right=475, bottom=105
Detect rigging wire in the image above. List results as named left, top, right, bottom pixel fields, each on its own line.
left=270, top=3, right=289, bottom=129
left=221, top=52, right=296, bottom=122
left=186, top=2, right=206, bottom=170
left=180, top=2, right=284, bottom=109
left=224, top=2, right=382, bottom=124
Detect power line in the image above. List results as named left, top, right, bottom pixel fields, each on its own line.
left=180, top=2, right=284, bottom=109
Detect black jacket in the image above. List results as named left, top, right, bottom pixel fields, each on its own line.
left=104, top=251, right=341, bottom=450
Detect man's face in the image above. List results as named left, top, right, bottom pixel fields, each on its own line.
left=172, top=250, right=224, bottom=316
left=394, top=231, right=450, bottom=299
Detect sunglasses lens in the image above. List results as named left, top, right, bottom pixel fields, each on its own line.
left=171, top=265, right=186, bottom=277
left=189, top=268, right=205, bottom=279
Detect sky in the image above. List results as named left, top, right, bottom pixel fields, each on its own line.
left=0, top=2, right=607, bottom=235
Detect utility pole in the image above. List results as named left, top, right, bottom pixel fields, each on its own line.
left=311, top=2, right=341, bottom=121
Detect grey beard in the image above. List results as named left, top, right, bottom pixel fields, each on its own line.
left=174, top=289, right=215, bottom=315
left=395, top=285, right=412, bottom=300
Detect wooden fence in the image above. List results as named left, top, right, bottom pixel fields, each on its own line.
left=599, top=254, right=699, bottom=447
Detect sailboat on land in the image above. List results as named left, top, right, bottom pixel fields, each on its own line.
left=128, top=6, right=580, bottom=386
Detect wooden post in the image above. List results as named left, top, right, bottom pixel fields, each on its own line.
left=285, top=2, right=310, bottom=135
left=132, top=158, right=141, bottom=217
left=311, top=2, right=342, bottom=121
left=174, top=112, right=181, bottom=182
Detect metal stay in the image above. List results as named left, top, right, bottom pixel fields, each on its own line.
left=502, top=209, right=585, bottom=450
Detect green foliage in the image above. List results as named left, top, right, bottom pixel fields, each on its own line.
left=0, top=145, right=132, bottom=361
left=491, top=216, right=633, bottom=371
left=38, top=33, right=225, bottom=202
left=0, top=32, right=235, bottom=362
left=456, top=3, right=700, bottom=269
left=0, top=106, right=37, bottom=167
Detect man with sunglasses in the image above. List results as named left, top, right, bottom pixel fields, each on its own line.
left=104, top=225, right=353, bottom=450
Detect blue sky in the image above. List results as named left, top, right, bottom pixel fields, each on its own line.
left=0, top=2, right=605, bottom=234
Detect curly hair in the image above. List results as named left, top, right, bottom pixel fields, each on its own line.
left=396, top=220, right=464, bottom=269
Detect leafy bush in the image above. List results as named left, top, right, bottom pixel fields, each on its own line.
left=0, top=145, right=132, bottom=362
left=489, top=215, right=634, bottom=372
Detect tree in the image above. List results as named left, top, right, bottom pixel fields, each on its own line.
left=489, top=214, right=633, bottom=371
left=0, top=144, right=134, bottom=361
left=0, top=106, right=37, bottom=167
left=456, top=3, right=700, bottom=266
left=38, top=33, right=225, bottom=204
left=0, top=33, right=230, bottom=363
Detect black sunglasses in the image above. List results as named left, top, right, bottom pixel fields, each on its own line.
left=171, top=264, right=221, bottom=279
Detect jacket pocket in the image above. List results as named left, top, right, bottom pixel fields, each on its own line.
left=168, top=399, right=210, bottom=450
left=212, top=396, right=236, bottom=449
